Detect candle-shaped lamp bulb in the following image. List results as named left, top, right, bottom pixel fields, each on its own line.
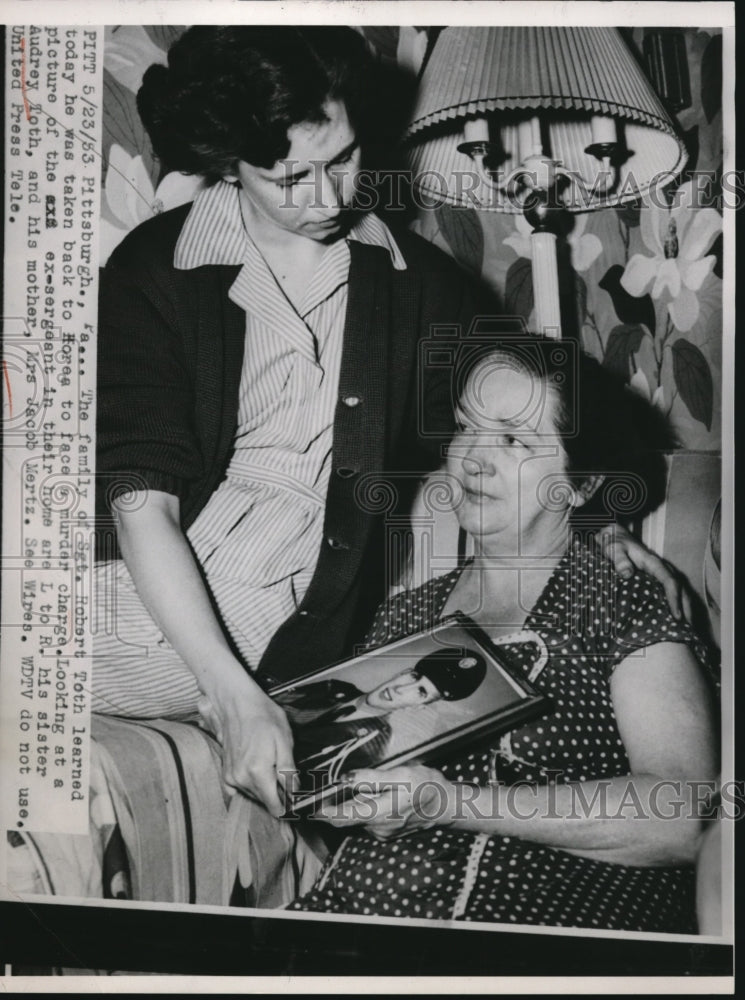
left=463, top=117, right=489, bottom=144
left=590, top=115, right=617, bottom=146
left=518, top=116, right=543, bottom=164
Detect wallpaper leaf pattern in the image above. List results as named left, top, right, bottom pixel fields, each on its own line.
left=436, top=205, right=485, bottom=275
left=603, top=324, right=647, bottom=381
left=671, top=339, right=714, bottom=431
left=102, top=69, right=153, bottom=174
left=504, top=258, right=534, bottom=322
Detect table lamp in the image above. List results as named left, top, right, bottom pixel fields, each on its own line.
left=406, top=26, right=688, bottom=337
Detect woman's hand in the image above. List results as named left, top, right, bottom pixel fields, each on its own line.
left=114, top=490, right=298, bottom=816
left=315, top=764, right=454, bottom=841
left=597, top=523, right=693, bottom=621
left=197, top=671, right=297, bottom=817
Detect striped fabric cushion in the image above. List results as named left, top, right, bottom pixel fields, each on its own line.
left=8, top=715, right=327, bottom=910
left=91, top=716, right=229, bottom=905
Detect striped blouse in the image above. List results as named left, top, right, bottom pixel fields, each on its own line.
left=93, top=181, right=408, bottom=715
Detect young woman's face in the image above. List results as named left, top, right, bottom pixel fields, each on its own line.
left=233, top=99, right=362, bottom=242
left=446, top=356, right=573, bottom=554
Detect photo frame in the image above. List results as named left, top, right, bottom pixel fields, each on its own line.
left=271, top=613, right=550, bottom=813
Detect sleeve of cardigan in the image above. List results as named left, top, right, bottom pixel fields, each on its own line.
left=96, top=252, right=203, bottom=507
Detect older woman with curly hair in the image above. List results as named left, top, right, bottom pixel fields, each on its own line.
left=290, top=337, right=718, bottom=933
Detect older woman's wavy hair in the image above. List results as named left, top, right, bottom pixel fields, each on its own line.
left=137, top=26, right=376, bottom=179
left=454, top=334, right=675, bottom=521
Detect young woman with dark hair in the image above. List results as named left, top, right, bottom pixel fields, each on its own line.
left=136, top=26, right=377, bottom=176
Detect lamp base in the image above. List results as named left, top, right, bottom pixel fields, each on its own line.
left=530, top=228, right=562, bottom=339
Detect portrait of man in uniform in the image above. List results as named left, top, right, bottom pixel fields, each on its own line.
left=275, top=649, right=487, bottom=786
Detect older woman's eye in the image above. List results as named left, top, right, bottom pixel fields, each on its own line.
left=504, top=434, right=528, bottom=449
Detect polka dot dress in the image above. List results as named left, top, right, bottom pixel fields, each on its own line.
left=289, top=540, right=711, bottom=932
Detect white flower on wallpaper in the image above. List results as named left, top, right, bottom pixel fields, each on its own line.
left=396, top=27, right=429, bottom=76
left=503, top=211, right=603, bottom=273
left=627, top=369, right=652, bottom=401
left=101, top=144, right=207, bottom=265
left=620, top=181, right=722, bottom=333
left=104, top=25, right=167, bottom=93
left=623, top=371, right=665, bottom=413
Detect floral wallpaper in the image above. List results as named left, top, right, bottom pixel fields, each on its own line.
left=100, top=25, right=723, bottom=451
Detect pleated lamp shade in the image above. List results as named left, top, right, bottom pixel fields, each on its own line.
left=406, top=26, right=687, bottom=212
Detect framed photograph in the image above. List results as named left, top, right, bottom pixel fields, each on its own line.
left=271, top=613, right=550, bottom=812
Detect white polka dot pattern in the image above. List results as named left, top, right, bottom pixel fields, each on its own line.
left=289, top=540, right=712, bottom=932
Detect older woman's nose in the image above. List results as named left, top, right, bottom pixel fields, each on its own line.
left=462, top=453, right=494, bottom=476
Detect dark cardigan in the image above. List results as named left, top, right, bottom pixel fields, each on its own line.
left=95, top=204, right=484, bottom=683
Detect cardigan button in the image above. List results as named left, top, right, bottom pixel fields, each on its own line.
left=336, top=466, right=359, bottom=479
left=326, top=536, right=348, bottom=550
left=342, top=395, right=362, bottom=407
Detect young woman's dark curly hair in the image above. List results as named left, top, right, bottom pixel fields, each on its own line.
left=137, top=26, right=376, bottom=179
